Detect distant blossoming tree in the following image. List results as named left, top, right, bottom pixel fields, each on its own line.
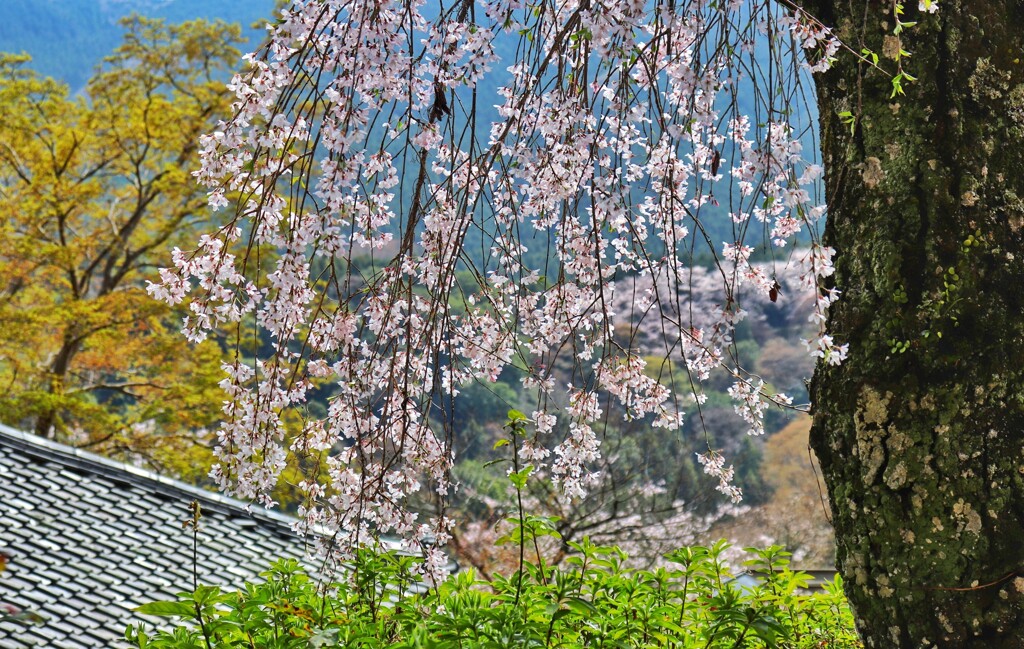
left=152, top=0, right=1024, bottom=644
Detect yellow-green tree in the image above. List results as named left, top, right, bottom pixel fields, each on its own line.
left=0, top=17, right=242, bottom=480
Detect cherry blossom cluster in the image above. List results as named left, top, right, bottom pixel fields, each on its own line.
left=777, top=8, right=841, bottom=74
left=696, top=450, right=742, bottom=503
left=149, top=0, right=847, bottom=568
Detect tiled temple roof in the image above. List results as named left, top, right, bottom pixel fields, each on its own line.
left=0, top=424, right=418, bottom=648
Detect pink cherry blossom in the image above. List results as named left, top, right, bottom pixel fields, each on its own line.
left=150, top=0, right=848, bottom=560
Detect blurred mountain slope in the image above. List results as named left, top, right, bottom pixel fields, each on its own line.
left=0, top=0, right=274, bottom=89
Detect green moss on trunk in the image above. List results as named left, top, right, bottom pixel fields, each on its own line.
left=808, top=1, right=1024, bottom=646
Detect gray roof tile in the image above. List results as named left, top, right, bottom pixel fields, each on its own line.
left=0, top=424, right=445, bottom=648
left=0, top=424, right=315, bottom=649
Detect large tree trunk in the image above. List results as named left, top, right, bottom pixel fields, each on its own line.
left=807, top=1, right=1024, bottom=647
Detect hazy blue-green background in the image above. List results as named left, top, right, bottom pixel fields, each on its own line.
left=0, top=0, right=275, bottom=90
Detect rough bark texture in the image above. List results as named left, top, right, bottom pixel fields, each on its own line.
left=807, top=1, right=1024, bottom=647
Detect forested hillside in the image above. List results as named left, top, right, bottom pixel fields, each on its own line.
left=0, top=0, right=273, bottom=90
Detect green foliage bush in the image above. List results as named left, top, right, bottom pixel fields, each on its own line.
left=127, top=535, right=861, bottom=649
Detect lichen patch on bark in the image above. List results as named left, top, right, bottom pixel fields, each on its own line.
left=854, top=386, right=892, bottom=485
left=862, top=156, right=885, bottom=188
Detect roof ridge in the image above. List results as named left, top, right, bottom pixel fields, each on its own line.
left=0, top=422, right=300, bottom=532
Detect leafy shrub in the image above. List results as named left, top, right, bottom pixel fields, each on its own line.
left=127, top=534, right=860, bottom=648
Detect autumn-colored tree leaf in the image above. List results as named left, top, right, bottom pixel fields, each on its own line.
left=0, top=17, right=242, bottom=478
